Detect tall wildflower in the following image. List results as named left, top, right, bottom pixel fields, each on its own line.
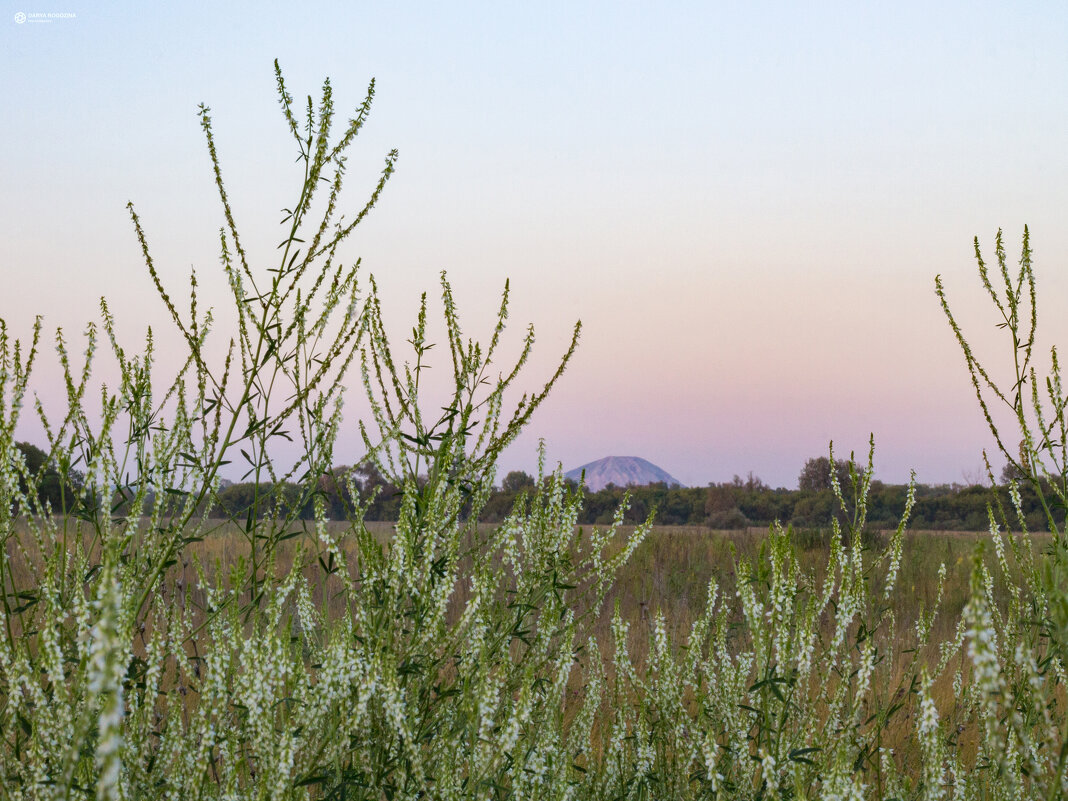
left=917, top=673, right=946, bottom=801
left=86, top=545, right=127, bottom=801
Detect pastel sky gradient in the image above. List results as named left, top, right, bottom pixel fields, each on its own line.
left=4, top=1, right=1068, bottom=488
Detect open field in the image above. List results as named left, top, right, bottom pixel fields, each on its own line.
left=5, top=518, right=1013, bottom=651
left=6, top=518, right=1001, bottom=639
left=4, top=518, right=1022, bottom=713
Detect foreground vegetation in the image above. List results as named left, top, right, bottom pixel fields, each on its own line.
left=3, top=64, right=1068, bottom=799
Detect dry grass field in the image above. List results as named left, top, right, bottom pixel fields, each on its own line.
left=5, top=517, right=1017, bottom=730
left=3, top=517, right=1009, bottom=656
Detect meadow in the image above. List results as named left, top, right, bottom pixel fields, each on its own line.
left=4, top=518, right=990, bottom=669
left=4, top=64, right=1068, bottom=799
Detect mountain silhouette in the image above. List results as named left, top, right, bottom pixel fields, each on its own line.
left=564, top=456, right=684, bottom=492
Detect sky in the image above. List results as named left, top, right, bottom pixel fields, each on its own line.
left=4, top=1, right=1068, bottom=489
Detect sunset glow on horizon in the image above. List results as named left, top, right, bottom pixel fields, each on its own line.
left=4, top=2, right=1068, bottom=489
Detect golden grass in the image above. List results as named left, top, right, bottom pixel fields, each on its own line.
left=3, top=517, right=1036, bottom=767
left=2, top=518, right=1012, bottom=656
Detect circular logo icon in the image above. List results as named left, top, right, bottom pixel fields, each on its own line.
left=14, top=11, right=26, bottom=23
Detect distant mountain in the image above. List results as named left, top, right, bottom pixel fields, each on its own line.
left=564, top=456, right=685, bottom=492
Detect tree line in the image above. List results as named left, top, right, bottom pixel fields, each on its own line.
left=11, top=443, right=1045, bottom=531
left=485, top=456, right=1050, bottom=531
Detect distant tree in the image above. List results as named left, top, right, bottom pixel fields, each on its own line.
left=314, top=466, right=353, bottom=519
left=790, top=492, right=837, bottom=527
left=705, top=484, right=736, bottom=515
left=501, top=470, right=536, bottom=493
left=706, top=507, right=750, bottom=530
left=14, top=441, right=83, bottom=513
left=731, top=471, right=768, bottom=491
left=213, top=481, right=314, bottom=519
left=17, top=441, right=48, bottom=474
left=798, top=456, right=855, bottom=493
left=1000, top=461, right=1027, bottom=485
left=352, top=461, right=402, bottom=520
